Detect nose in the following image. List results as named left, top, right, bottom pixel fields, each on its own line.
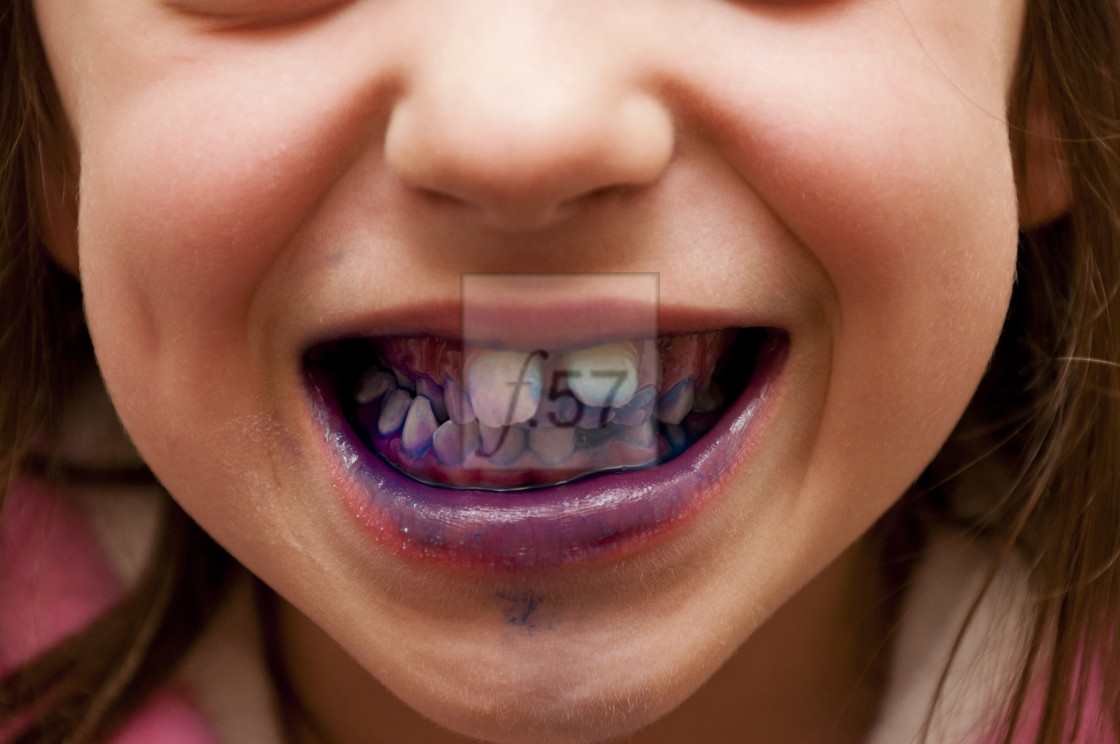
left=384, top=6, right=675, bottom=231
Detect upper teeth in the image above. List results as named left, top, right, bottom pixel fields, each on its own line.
left=349, top=331, right=744, bottom=481
left=466, top=350, right=544, bottom=428
left=377, top=388, right=413, bottom=436
left=564, top=343, right=638, bottom=408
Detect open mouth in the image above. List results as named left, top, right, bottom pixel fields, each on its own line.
left=304, top=327, right=787, bottom=569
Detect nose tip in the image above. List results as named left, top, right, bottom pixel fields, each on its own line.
left=384, top=52, right=674, bottom=230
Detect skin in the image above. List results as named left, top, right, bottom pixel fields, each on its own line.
left=31, top=0, right=1053, bottom=741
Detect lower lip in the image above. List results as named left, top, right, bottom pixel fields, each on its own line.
left=307, top=337, right=787, bottom=571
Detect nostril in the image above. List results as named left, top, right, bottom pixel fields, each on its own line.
left=383, top=82, right=675, bottom=230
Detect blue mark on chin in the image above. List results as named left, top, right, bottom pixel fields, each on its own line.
left=496, top=591, right=552, bottom=634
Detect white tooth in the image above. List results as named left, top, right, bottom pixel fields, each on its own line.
left=467, top=351, right=543, bottom=428
left=565, top=343, right=638, bottom=408
left=656, top=379, right=694, bottom=425
left=354, top=369, right=396, bottom=405
left=377, top=389, right=413, bottom=436
left=529, top=426, right=576, bottom=466
left=401, top=396, right=439, bottom=456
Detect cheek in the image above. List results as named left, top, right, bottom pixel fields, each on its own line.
left=780, top=91, right=1018, bottom=525
left=686, top=25, right=1021, bottom=529
left=78, top=92, right=325, bottom=336
left=783, top=94, right=1017, bottom=437
left=72, top=42, right=372, bottom=395
left=71, top=70, right=350, bottom=505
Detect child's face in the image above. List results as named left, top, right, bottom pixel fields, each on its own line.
left=37, top=0, right=1026, bottom=740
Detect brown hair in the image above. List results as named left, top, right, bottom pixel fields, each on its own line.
left=0, top=6, right=236, bottom=740
left=902, top=0, right=1120, bottom=739
left=1, top=0, right=1119, bottom=742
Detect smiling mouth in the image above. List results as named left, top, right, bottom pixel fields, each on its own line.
left=303, top=327, right=787, bottom=569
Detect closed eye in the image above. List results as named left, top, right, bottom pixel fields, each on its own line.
left=160, top=0, right=356, bottom=29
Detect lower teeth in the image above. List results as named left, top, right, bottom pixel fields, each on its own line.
left=312, top=330, right=763, bottom=491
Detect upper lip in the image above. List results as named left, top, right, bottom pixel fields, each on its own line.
left=300, top=298, right=781, bottom=354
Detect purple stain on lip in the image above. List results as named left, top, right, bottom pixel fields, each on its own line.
left=309, top=336, right=787, bottom=570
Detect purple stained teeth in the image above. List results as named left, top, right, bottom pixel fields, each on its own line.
left=402, top=396, right=439, bottom=456
left=574, top=404, right=615, bottom=430
left=620, top=421, right=657, bottom=447
left=534, top=392, right=581, bottom=428
left=432, top=420, right=466, bottom=465
left=478, top=423, right=526, bottom=466
left=657, top=379, right=694, bottom=426
left=529, top=426, right=576, bottom=466
left=377, top=389, right=413, bottom=436
left=317, top=328, right=767, bottom=490
left=416, top=376, right=448, bottom=421
left=664, top=423, right=689, bottom=452
left=614, top=386, right=656, bottom=427
left=443, top=376, right=475, bottom=425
